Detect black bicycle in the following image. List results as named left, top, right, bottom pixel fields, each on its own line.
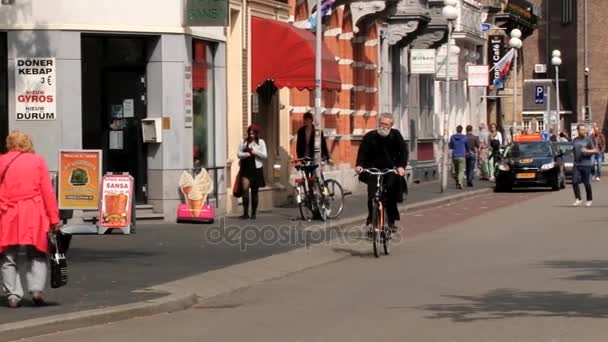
left=292, top=157, right=345, bottom=221
left=359, top=168, right=397, bottom=257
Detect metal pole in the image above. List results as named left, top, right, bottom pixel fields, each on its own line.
left=512, top=48, right=518, bottom=141
left=584, top=0, right=590, bottom=123
left=555, top=65, right=561, bottom=134
left=314, top=0, right=323, bottom=166
left=441, top=21, right=452, bottom=193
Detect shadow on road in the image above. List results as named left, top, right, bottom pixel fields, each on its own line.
left=415, top=289, right=608, bottom=322
left=544, top=260, right=608, bottom=281
left=331, top=247, right=374, bottom=258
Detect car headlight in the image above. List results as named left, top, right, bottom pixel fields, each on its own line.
left=498, top=164, right=510, bottom=171
left=564, top=162, right=574, bottom=168
left=541, top=162, right=556, bottom=170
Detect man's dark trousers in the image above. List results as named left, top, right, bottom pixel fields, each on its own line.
left=465, top=154, right=477, bottom=186
left=366, top=173, right=400, bottom=225
left=573, top=165, right=593, bottom=201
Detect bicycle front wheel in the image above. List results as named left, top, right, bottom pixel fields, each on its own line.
left=297, top=185, right=315, bottom=221
left=371, top=202, right=381, bottom=258
left=324, top=179, right=345, bottom=219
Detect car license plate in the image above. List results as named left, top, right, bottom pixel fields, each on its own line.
left=516, top=173, right=536, bottom=179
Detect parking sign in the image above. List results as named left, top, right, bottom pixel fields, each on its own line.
left=535, top=86, right=544, bottom=104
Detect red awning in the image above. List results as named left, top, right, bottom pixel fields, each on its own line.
left=251, top=16, right=341, bottom=91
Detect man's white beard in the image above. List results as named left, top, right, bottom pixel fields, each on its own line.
left=378, top=128, right=390, bottom=137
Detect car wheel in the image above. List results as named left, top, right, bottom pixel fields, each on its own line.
left=495, top=181, right=510, bottom=193
left=560, top=173, right=566, bottom=189
left=551, top=175, right=561, bottom=191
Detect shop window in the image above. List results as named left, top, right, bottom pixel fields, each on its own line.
left=192, top=39, right=216, bottom=169
left=0, top=32, right=6, bottom=152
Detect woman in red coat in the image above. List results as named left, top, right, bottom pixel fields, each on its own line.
left=0, top=131, right=60, bottom=308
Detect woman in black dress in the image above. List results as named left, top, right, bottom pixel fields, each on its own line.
left=236, top=124, right=267, bottom=219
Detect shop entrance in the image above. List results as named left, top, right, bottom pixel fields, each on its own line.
left=252, top=81, right=279, bottom=184
left=81, top=35, right=157, bottom=203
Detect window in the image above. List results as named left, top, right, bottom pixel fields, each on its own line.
left=562, top=0, right=573, bottom=24
left=538, top=120, right=545, bottom=132
left=0, top=32, right=6, bottom=153
left=192, top=39, right=216, bottom=168
left=523, top=120, right=530, bottom=133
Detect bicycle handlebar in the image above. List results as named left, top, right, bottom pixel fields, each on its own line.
left=355, top=168, right=398, bottom=176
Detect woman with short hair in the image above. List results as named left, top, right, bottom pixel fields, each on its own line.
left=0, top=130, right=60, bottom=308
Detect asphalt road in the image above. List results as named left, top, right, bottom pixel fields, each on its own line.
left=22, top=180, right=608, bottom=342
left=0, top=180, right=489, bottom=324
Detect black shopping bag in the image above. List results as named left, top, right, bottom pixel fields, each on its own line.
left=48, top=230, right=68, bottom=288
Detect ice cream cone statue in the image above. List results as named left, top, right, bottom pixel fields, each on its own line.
left=178, top=169, right=214, bottom=217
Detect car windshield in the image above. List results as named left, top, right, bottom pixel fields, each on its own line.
left=504, top=142, right=553, bottom=158
left=557, top=143, right=574, bottom=156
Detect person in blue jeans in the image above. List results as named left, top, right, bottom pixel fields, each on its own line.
left=449, top=125, right=468, bottom=189
left=572, top=124, right=598, bottom=207
left=465, top=125, right=480, bottom=187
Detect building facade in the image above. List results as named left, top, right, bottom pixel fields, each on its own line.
left=1, top=0, right=228, bottom=221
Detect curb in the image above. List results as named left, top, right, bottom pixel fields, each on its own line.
left=0, top=294, right=198, bottom=342
left=0, top=188, right=490, bottom=341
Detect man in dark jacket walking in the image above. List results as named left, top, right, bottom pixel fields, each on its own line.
left=355, top=113, right=408, bottom=232
left=449, top=125, right=468, bottom=189
left=465, top=125, right=480, bottom=187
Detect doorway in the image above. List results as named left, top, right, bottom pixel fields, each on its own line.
left=81, top=35, right=156, bottom=203
left=252, top=81, right=279, bottom=184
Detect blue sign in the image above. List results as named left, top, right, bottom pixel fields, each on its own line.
left=541, top=131, right=549, bottom=141
left=535, top=86, right=545, bottom=104
left=481, top=23, right=491, bottom=32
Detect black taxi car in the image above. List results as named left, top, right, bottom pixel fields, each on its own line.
left=555, top=141, right=575, bottom=182
left=495, top=134, right=566, bottom=192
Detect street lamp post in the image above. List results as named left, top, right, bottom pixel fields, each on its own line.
left=314, top=0, right=323, bottom=168
left=440, top=0, right=458, bottom=193
left=584, top=0, right=590, bottom=123
left=551, top=50, right=562, bottom=135
left=508, top=29, right=523, bottom=142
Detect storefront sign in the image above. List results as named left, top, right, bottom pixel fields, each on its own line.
left=99, top=174, right=134, bottom=229
left=58, top=150, right=102, bottom=210
left=184, top=65, right=193, bottom=128
left=488, top=36, right=505, bottom=88
left=410, top=49, right=436, bottom=75
left=435, top=51, right=459, bottom=80
left=15, top=57, right=57, bottom=120
left=185, top=0, right=228, bottom=27
left=467, top=65, right=489, bottom=87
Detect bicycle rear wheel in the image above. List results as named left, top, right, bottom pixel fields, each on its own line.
left=313, top=181, right=327, bottom=222
left=324, top=179, right=345, bottom=219
left=382, top=208, right=390, bottom=255
left=371, top=202, right=381, bottom=258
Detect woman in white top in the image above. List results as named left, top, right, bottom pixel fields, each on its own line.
left=236, top=124, right=267, bottom=219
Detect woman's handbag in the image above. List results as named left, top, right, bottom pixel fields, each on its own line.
left=232, top=170, right=243, bottom=198
left=48, top=229, right=68, bottom=288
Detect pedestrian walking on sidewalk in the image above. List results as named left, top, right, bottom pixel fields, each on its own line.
left=572, top=124, right=598, bottom=207
left=478, top=123, right=490, bottom=180
left=236, top=124, right=267, bottom=219
left=0, top=131, right=60, bottom=308
left=355, top=113, right=408, bottom=233
left=590, top=126, right=605, bottom=181
left=449, top=125, right=468, bottom=189
left=465, top=125, right=480, bottom=187
left=487, top=123, right=503, bottom=182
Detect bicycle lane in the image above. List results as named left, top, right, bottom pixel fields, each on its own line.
left=0, top=180, right=491, bottom=326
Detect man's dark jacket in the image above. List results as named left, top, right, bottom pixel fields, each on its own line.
left=356, top=129, right=409, bottom=201
left=296, top=126, right=330, bottom=160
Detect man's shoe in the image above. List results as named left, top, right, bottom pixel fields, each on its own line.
left=239, top=214, right=250, bottom=219
left=250, top=213, right=257, bottom=220
left=585, top=201, right=593, bottom=207
left=573, top=199, right=582, bottom=207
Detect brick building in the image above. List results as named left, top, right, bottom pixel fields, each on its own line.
left=522, top=0, right=608, bottom=135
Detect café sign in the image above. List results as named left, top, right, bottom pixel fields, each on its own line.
left=185, top=0, right=228, bottom=27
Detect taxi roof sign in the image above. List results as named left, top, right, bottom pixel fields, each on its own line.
left=513, top=133, right=543, bottom=142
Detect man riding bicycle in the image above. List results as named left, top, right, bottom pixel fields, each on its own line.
left=355, top=113, right=408, bottom=233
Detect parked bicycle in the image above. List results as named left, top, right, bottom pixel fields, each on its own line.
left=358, top=168, right=397, bottom=258
left=292, top=157, right=345, bottom=221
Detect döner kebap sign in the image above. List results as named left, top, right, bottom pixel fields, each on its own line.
left=15, top=58, right=57, bottom=121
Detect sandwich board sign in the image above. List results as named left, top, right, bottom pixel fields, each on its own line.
left=98, top=173, right=134, bottom=235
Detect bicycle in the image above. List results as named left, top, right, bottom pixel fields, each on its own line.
left=359, top=168, right=397, bottom=258
left=292, top=157, right=345, bottom=221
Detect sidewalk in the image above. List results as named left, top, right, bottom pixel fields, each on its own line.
left=0, top=179, right=491, bottom=325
